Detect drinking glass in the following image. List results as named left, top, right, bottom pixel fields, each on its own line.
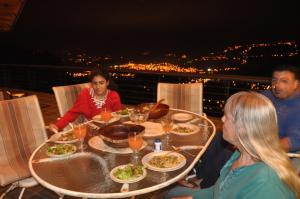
left=74, top=124, right=87, bottom=152
left=129, top=109, right=138, bottom=123
left=161, top=118, right=174, bottom=146
left=101, top=108, right=112, bottom=125
left=128, top=131, right=143, bottom=164
left=129, top=108, right=149, bottom=124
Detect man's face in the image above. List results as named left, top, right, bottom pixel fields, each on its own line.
left=271, top=71, right=299, bottom=100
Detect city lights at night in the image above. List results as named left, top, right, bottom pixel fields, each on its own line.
left=1, top=1, right=300, bottom=198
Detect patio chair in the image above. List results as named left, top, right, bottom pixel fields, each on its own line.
left=0, top=95, right=47, bottom=199
left=0, top=91, right=4, bottom=100
left=157, top=82, right=204, bottom=116
left=52, top=83, right=90, bottom=129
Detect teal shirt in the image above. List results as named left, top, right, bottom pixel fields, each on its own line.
left=191, top=151, right=295, bottom=199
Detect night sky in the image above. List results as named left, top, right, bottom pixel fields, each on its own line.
left=1, top=0, right=300, bottom=55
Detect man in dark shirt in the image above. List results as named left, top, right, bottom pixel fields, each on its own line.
left=189, top=64, right=300, bottom=188
left=263, top=65, right=300, bottom=152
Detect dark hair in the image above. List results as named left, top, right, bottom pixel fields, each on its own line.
left=89, top=68, right=118, bottom=91
left=89, top=69, right=110, bottom=81
left=273, top=64, right=300, bottom=80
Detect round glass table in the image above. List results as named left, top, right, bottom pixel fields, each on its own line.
left=29, top=109, right=216, bottom=198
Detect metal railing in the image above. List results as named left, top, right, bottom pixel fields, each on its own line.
left=0, top=64, right=271, bottom=116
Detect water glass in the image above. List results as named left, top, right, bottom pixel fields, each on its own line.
left=161, top=118, right=174, bottom=146
left=129, top=108, right=149, bottom=124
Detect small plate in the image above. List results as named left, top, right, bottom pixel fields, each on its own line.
left=110, top=164, right=147, bottom=183
left=46, top=144, right=77, bottom=158
left=171, top=123, right=200, bottom=136
left=142, top=151, right=186, bottom=172
left=171, top=113, right=193, bottom=122
left=49, top=129, right=78, bottom=144
left=92, top=113, right=121, bottom=124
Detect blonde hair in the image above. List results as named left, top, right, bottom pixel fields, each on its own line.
left=225, top=91, right=300, bottom=197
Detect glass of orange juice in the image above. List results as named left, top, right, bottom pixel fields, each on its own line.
left=101, top=108, right=112, bottom=125
left=74, top=124, right=87, bottom=151
left=128, top=131, right=143, bottom=164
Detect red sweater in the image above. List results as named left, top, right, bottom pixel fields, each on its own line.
left=55, top=88, right=122, bottom=129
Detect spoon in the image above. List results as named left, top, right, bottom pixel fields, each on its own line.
left=150, top=98, right=165, bottom=112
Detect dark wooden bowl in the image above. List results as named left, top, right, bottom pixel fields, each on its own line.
left=139, top=103, right=169, bottom=119
left=99, top=124, right=145, bottom=148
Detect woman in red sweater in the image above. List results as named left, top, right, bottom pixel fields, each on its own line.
left=49, top=69, right=122, bottom=131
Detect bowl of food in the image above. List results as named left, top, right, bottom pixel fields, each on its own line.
left=110, top=164, right=146, bottom=183
left=116, top=108, right=132, bottom=117
left=139, top=103, right=169, bottom=119
left=128, top=107, right=150, bottom=124
left=99, top=124, right=145, bottom=148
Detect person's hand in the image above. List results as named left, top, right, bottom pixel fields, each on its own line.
left=171, top=196, right=193, bottom=199
left=48, top=124, right=59, bottom=133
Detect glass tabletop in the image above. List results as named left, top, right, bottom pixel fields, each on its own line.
left=29, top=109, right=216, bottom=198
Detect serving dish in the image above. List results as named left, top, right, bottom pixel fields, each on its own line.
left=139, top=103, right=169, bottom=119
left=99, top=123, right=145, bottom=148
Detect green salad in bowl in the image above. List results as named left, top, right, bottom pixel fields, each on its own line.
left=114, top=164, right=143, bottom=180
left=46, top=143, right=76, bottom=157
left=116, top=108, right=130, bottom=116
left=110, top=164, right=146, bottom=183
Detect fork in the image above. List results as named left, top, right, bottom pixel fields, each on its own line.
left=162, top=148, right=178, bottom=157
left=171, top=145, right=196, bottom=157
left=46, top=133, right=61, bottom=143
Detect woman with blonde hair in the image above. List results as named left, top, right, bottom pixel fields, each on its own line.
left=167, top=91, right=300, bottom=199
